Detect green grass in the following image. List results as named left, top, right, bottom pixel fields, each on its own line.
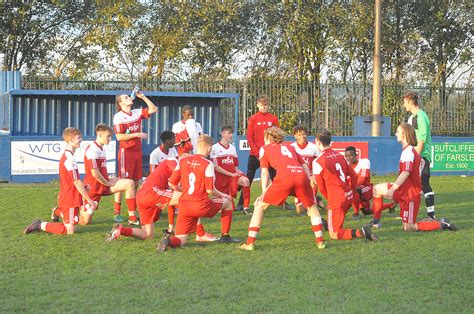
left=1, top=176, right=473, bottom=312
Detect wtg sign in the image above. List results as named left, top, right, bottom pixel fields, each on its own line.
left=11, top=141, right=116, bottom=175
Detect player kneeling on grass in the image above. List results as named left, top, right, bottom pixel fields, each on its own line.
left=210, top=125, right=252, bottom=215
left=313, top=130, right=377, bottom=242
left=370, top=123, right=457, bottom=232
left=24, top=127, right=98, bottom=235
left=158, top=135, right=240, bottom=252
left=240, top=127, right=326, bottom=251
left=61, top=124, right=138, bottom=226
left=106, top=156, right=182, bottom=241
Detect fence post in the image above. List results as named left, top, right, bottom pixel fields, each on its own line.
left=242, top=81, right=248, bottom=132
left=325, top=81, right=329, bottom=129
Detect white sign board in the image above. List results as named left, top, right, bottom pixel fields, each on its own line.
left=11, top=141, right=116, bottom=175
left=239, top=139, right=250, bottom=150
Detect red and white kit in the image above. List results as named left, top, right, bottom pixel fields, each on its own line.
left=83, top=141, right=111, bottom=204
left=137, top=158, right=178, bottom=225
left=172, top=119, right=203, bottom=155
left=390, top=145, right=423, bottom=224
left=247, top=112, right=279, bottom=157
left=150, top=145, right=178, bottom=172
left=210, top=142, right=243, bottom=197
left=313, top=148, right=357, bottom=234
left=290, top=141, right=320, bottom=173
left=169, top=154, right=225, bottom=235
left=259, top=143, right=315, bottom=207
left=57, top=150, right=82, bottom=225
left=113, top=108, right=150, bottom=179
left=349, top=158, right=373, bottom=207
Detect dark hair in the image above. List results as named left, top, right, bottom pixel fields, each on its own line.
left=256, top=95, right=269, bottom=106
left=95, top=123, right=113, bottom=133
left=345, top=146, right=356, bottom=154
left=182, top=105, right=193, bottom=114
left=399, top=123, right=418, bottom=146
left=403, top=91, right=419, bottom=107
left=293, top=124, right=308, bottom=135
left=220, top=125, right=234, bottom=133
left=316, top=129, right=331, bottom=146
left=160, top=130, right=175, bottom=143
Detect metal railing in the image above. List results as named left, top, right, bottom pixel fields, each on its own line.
left=22, top=76, right=473, bottom=136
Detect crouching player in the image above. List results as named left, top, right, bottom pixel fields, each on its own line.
left=240, top=127, right=326, bottom=251
left=210, top=125, right=251, bottom=215
left=24, top=127, right=98, bottom=235
left=106, top=156, right=182, bottom=241
left=73, top=124, right=137, bottom=225
left=158, top=135, right=239, bottom=251
left=370, top=123, right=457, bottom=232
left=313, top=130, right=377, bottom=242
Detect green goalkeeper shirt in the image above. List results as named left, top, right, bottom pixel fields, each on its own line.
left=408, top=109, right=432, bottom=162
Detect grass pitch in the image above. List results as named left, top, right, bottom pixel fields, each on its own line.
left=1, top=176, right=473, bottom=312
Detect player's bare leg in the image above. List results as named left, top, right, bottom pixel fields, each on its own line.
left=370, top=183, right=392, bottom=228
left=240, top=197, right=270, bottom=250
left=238, top=176, right=252, bottom=215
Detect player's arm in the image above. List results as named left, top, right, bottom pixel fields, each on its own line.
left=90, top=168, right=112, bottom=186
left=136, top=91, right=158, bottom=114
left=246, top=117, right=258, bottom=153
left=74, top=180, right=96, bottom=206
left=388, top=171, right=410, bottom=195
left=168, top=162, right=181, bottom=191
left=414, top=115, right=428, bottom=155
left=261, top=167, right=270, bottom=192
left=312, top=161, right=327, bottom=199
left=214, top=165, right=236, bottom=177
left=115, top=132, right=147, bottom=141
left=346, top=165, right=358, bottom=191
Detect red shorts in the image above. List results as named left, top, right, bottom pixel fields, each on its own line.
left=118, top=148, right=142, bottom=180
left=327, top=202, right=351, bottom=233
left=359, top=185, right=373, bottom=201
left=83, top=187, right=112, bottom=207
left=387, top=184, right=420, bottom=224
left=175, top=198, right=225, bottom=235
left=262, top=175, right=315, bottom=208
left=216, top=174, right=245, bottom=197
left=137, top=188, right=174, bottom=225
left=59, top=207, right=79, bottom=225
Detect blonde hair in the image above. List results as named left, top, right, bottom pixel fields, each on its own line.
left=399, top=123, right=417, bottom=146
left=62, top=127, right=82, bottom=142
left=264, top=127, right=285, bottom=143
left=115, top=94, right=126, bottom=111
left=197, top=134, right=214, bottom=147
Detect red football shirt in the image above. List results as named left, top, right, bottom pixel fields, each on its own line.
left=313, top=148, right=357, bottom=207
left=247, top=112, right=279, bottom=156
left=349, top=158, right=372, bottom=187
left=169, top=154, right=215, bottom=206
left=210, top=142, right=238, bottom=190
left=142, top=158, right=178, bottom=191
left=113, top=108, right=149, bottom=151
left=83, top=141, right=109, bottom=195
left=398, top=145, right=422, bottom=201
left=58, top=150, right=82, bottom=209
left=259, top=142, right=306, bottom=181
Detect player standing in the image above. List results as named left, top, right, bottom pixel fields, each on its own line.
left=403, top=91, right=436, bottom=219
left=71, top=124, right=137, bottom=225
left=158, top=135, right=239, bottom=251
left=106, top=157, right=182, bottom=241
left=239, top=128, right=326, bottom=251
left=290, top=124, right=321, bottom=214
left=371, top=123, right=457, bottom=232
left=313, top=130, right=376, bottom=242
left=24, top=127, right=98, bottom=235
left=172, top=105, right=203, bottom=155
left=113, top=90, right=158, bottom=224
left=210, top=125, right=251, bottom=215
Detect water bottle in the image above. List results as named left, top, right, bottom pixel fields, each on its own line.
left=130, top=85, right=140, bottom=100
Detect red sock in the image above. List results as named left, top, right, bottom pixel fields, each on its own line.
left=121, top=227, right=133, bottom=237
left=196, top=223, right=206, bottom=237
left=373, top=196, right=383, bottom=220
left=417, top=221, right=441, bottom=231
left=242, top=186, right=251, bottom=208
left=114, top=202, right=121, bottom=215
left=382, top=202, right=394, bottom=210
left=168, top=206, right=176, bottom=226
left=169, top=236, right=182, bottom=247
left=310, top=216, right=324, bottom=244
left=246, top=227, right=260, bottom=245
left=125, top=198, right=136, bottom=212
left=45, top=223, right=67, bottom=235
left=336, top=228, right=358, bottom=240
left=352, top=193, right=360, bottom=215
left=221, top=209, right=233, bottom=234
